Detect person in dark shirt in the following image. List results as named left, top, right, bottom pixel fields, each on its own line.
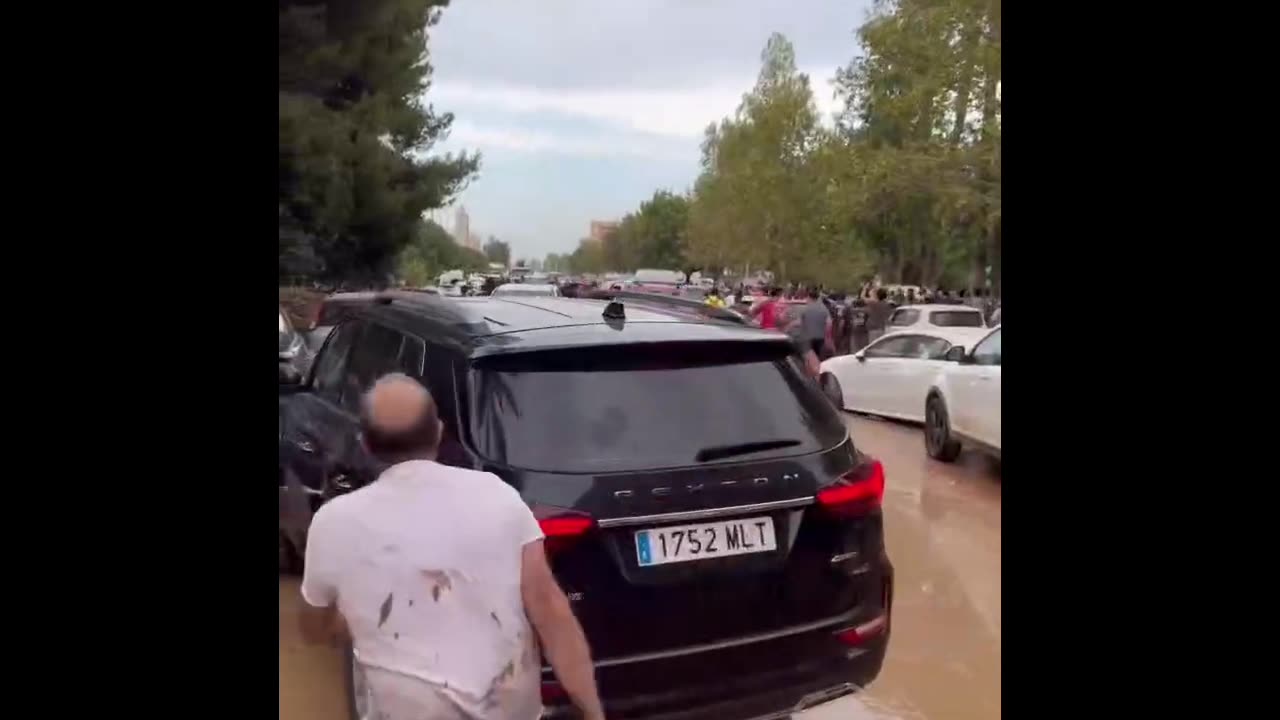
left=848, top=297, right=871, bottom=352
left=867, top=288, right=891, bottom=342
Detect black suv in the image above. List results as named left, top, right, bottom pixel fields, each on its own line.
left=278, top=292, right=893, bottom=720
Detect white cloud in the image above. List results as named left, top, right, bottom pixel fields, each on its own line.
left=445, top=122, right=689, bottom=159
left=432, top=67, right=844, bottom=141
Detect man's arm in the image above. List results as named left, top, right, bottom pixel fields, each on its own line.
left=521, top=540, right=605, bottom=720
left=298, top=509, right=348, bottom=646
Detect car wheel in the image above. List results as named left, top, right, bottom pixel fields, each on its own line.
left=925, top=395, right=962, bottom=462
left=820, top=372, right=844, bottom=410
left=345, top=641, right=371, bottom=720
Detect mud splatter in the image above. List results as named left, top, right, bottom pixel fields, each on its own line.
left=490, top=611, right=501, bottom=628
left=481, top=659, right=517, bottom=710
left=409, top=599, right=414, bottom=607
left=382, top=544, right=398, bottom=553
left=394, top=632, right=400, bottom=640
left=421, top=569, right=454, bottom=602
left=378, top=592, right=393, bottom=628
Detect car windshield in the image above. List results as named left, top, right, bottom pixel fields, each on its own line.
left=468, top=344, right=847, bottom=472
left=929, top=310, right=983, bottom=327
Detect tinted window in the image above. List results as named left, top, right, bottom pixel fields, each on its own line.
left=864, top=335, right=914, bottom=358
left=889, top=309, right=920, bottom=327
left=929, top=310, right=984, bottom=327
left=399, top=335, right=425, bottom=377
left=972, top=329, right=1001, bottom=366
left=916, top=337, right=952, bottom=359
left=865, top=334, right=950, bottom=360
left=468, top=344, right=847, bottom=472
left=312, top=321, right=361, bottom=404
left=343, top=324, right=409, bottom=412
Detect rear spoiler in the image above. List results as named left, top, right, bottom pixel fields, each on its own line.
left=593, top=290, right=751, bottom=326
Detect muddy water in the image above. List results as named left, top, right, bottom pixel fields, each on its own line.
left=279, top=413, right=1000, bottom=720
left=800, top=414, right=1001, bottom=720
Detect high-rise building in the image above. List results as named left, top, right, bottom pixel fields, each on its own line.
left=453, top=206, right=471, bottom=248
left=588, top=220, right=620, bottom=244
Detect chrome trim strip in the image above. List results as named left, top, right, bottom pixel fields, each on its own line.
left=543, top=606, right=860, bottom=671
left=596, top=497, right=815, bottom=528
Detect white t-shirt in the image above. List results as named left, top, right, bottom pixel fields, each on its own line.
left=302, top=460, right=545, bottom=720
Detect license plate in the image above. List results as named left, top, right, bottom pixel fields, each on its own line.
left=634, top=516, right=777, bottom=567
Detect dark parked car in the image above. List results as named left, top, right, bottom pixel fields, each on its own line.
left=278, top=306, right=314, bottom=383
left=303, top=291, right=384, bottom=352
left=278, top=292, right=893, bottom=720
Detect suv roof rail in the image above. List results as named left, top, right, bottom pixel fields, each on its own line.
left=595, top=290, right=751, bottom=326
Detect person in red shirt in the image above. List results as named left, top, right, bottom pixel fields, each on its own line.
left=750, top=287, right=783, bottom=329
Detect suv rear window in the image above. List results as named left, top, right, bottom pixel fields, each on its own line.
left=929, top=310, right=983, bottom=327
left=889, top=309, right=920, bottom=326
left=468, top=343, right=848, bottom=472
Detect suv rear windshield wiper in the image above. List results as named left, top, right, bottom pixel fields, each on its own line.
left=694, top=439, right=802, bottom=463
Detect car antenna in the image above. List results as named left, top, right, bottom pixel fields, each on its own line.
left=602, top=300, right=626, bottom=320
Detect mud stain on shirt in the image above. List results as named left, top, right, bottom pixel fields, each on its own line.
left=378, top=592, right=394, bottom=628
left=420, top=569, right=457, bottom=602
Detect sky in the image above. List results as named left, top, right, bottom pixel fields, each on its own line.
left=426, top=0, right=873, bottom=260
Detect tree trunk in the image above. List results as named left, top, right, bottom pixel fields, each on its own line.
left=949, top=21, right=980, bottom=147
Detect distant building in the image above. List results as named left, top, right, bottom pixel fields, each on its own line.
left=588, top=220, right=620, bottom=244
left=466, top=231, right=482, bottom=252
left=453, top=206, right=471, bottom=247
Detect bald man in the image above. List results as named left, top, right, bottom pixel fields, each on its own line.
left=300, top=374, right=604, bottom=720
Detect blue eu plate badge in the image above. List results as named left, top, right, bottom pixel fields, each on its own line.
left=635, top=530, right=654, bottom=566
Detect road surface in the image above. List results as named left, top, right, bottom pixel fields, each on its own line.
left=279, top=413, right=1001, bottom=720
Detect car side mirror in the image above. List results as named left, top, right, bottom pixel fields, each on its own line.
left=279, top=362, right=303, bottom=387
left=854, top=351, right=866, bottom=362
left=944, top=346, right=967, bottom=363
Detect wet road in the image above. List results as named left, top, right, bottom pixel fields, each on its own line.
left=279, top=412, right=1000, bottom=720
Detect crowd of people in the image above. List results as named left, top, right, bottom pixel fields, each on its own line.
left=710, top=283, right=1001, bottom=379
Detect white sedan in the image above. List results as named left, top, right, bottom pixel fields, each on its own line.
left=491, top=283, right=561, bottom=298
left=924, top=325, right=1001, bottom=462
left=819, top=327, right=990, bottom=422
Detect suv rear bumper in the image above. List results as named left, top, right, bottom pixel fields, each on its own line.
left=543, top=605, right=890, bottom=720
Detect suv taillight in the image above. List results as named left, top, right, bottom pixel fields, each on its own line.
left=816, top=459, right=885, bottom=518
left=533, top=507, right=595, bottom=554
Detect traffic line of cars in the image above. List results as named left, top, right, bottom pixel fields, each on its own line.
left=819, top=306, right=1001, bottom=463
left=279, top=291, right=893, bottom=720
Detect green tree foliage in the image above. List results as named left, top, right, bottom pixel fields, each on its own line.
left=833, top=0, right=1001, bottom=290
left=280, top=0, right=480, bottom=286
left=600, top=191, right=691, bottom=272
left=395, top=220, right=487, bottom=286
left=675, top=5, right=1000, bottom=292
left=543, top=253, right=567, bottom=272
left=483, top=236, right=511, bottom=267
left=685, top=33, right=867, bottom=287
left=567, top=239, right=607, bottom=275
